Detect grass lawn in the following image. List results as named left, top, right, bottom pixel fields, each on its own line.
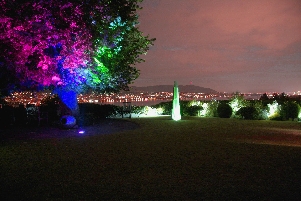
left=1, top=117, right=301, bottom=200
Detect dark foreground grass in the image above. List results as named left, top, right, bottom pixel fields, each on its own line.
left=1, top=117, right=301, bottom=200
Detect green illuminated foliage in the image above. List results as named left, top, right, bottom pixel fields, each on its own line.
left=229, top=92, right=248, bottom=117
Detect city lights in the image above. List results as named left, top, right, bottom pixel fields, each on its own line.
left=4, top=90, right=301, bottom=107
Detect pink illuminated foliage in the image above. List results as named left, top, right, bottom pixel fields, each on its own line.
left=0, top=0, right=92, bottom=92
left=0, top=0, right=155, bottom=95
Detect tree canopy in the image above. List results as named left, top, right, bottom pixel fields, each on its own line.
left=0, top=0, right=155, bottom=95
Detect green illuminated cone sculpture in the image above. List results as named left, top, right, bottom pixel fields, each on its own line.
left=172, top=81, right=181, bottom=121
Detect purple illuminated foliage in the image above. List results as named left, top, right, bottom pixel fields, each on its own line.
left=0, top=1, right=92, bottom=92
left=0, top=0, right=155, bottom=95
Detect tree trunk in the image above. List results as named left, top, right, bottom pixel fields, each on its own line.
left=56, top=89, right=79, bottom=119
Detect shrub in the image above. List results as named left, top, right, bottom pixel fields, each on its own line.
left=206, top=101, right=219, bottom=117
left=236, top=106, right=259, bottom=120
left=153, top=101, right=172, bottom=115
left=130, top=105, right=145, bottom=116
left=253, top=101, right=267, bottom=120
left=282, top=101, right=299, bottom=121
left=267, top=100, right=281, bottom=120
left=40, top=95, right=60, bottom=122
left=185, top=105, right=202, bottom=116
left=0, top=105, right=15, bottom=126
left=178, top=101, right=200, bottom=116
left=180, top=101, right=190, bottom=116
left=78, top=103, right=120, bottom=125
left=229, top=93, right=247, bottom=116
left=217, top=102, right=232, bottom=118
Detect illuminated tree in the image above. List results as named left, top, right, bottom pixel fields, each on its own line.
left=229, top=92, right=247, bottom=117
left=0, top=0, right=154, bottom=117
left=1, top=0, right=90, bottom=93
left=0, top=0, right=154, bottom=93
left=267, top=100, right=281, bottom=120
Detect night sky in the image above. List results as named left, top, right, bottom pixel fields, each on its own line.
left=133, top=0, right=301, bottom=93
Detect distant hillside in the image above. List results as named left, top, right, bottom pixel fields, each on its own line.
left=129, top=85, right=217, bottom=94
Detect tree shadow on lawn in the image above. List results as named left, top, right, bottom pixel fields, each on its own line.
left=0, top=118, right=139, bottom=142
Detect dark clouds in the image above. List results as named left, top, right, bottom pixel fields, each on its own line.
left=133, top=0, right=301, bottom=92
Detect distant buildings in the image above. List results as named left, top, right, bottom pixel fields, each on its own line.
left=3, top=90, right=301, bottom=107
